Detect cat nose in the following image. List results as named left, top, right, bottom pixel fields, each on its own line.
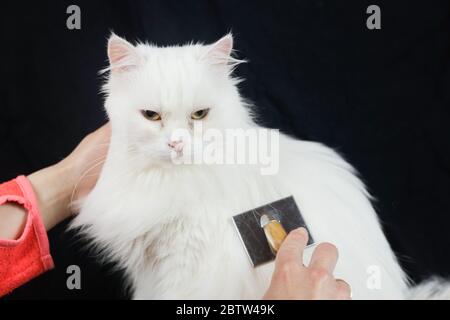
left=168, top=140, right=184, bottom=152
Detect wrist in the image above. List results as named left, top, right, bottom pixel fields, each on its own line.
left=28, top=162, right=76, bottom=230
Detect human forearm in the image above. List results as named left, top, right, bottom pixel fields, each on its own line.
left=0, top=163, right=75, bottom=240
left=0, top=203, right=27, bottom=240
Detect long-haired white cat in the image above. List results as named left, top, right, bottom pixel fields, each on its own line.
left=71, top=34, right=449, bottom=299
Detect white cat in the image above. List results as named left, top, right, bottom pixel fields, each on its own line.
left=71, top=34, right=448, bottom=299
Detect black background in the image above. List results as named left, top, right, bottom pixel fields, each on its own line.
left=1, top=0, right=449, bottom=299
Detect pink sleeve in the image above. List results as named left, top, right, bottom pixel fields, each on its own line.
left=0, top=176, right=54, bottom=297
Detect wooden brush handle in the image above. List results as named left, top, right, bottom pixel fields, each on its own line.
left=263, top=220, right=287, bottom=254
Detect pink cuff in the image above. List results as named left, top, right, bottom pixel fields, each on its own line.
left=0, top=176, right=54, bottom=297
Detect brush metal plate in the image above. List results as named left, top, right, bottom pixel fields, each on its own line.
left=232, top=196, right=314, bottom=267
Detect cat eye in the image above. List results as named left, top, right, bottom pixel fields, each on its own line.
left=141, top=110, right=161, bottom=121
left=191, top=108, right=210, bottom=120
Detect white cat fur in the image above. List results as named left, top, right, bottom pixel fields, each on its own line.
left=71, top=34, right=447, bottom=300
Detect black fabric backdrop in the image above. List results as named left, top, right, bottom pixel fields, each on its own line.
left=1, top=0, right=449, bottom=299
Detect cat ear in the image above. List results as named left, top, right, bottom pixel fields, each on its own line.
left=107, top=34, right=141, bottom=73
left=202, top=34, right=234, bottom=66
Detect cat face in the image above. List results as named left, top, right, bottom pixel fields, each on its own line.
left=103, top=34, right=250, bottom=168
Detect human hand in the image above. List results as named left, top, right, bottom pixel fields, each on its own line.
left=58, top=123, right=111, bottom=203
left=263, top=228, right=351, bottom=300
left=28, top=123, right=111, bottom=230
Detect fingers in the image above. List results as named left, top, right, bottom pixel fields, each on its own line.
left=98, top=123, right=111, bottom=143
left=99, top=122, right=111, bottom=134
left=275, top=227, right=309, bottom=268
left=335, top=279, right=352, bottom=300
left=90, top=122, right=111, bottom=141
left=309, top=242, right=339, bottom=273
